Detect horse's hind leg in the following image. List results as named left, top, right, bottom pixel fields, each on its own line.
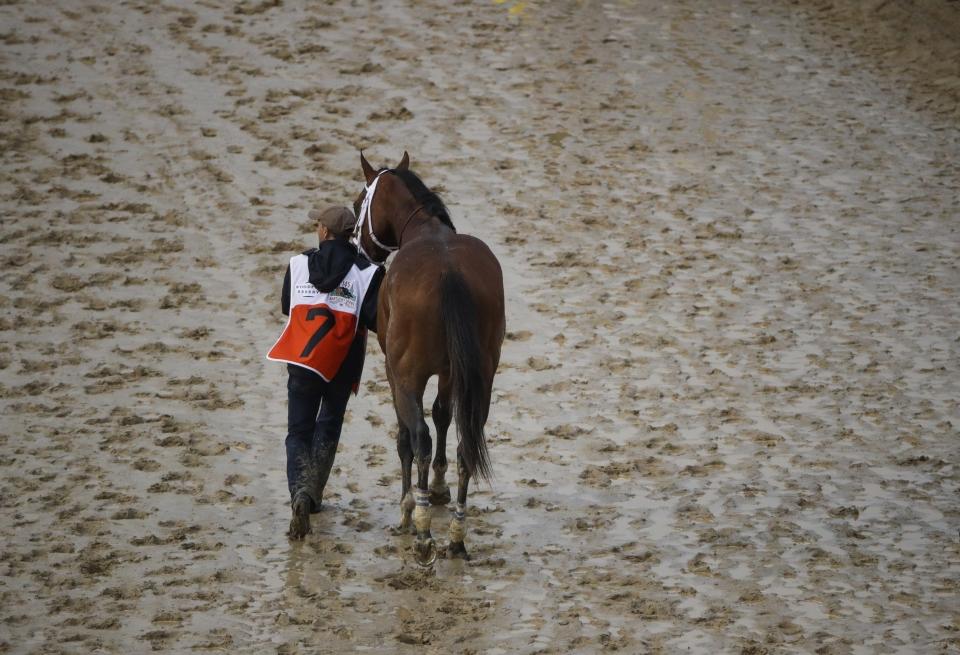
left=429, top=376, right=452, bottom=506
left=447, top=443, right=471, bottom=560
left=394, top=423, right=415, bottom=535
left=395, top=389, right=436, bottom=564
left=386, top=358, right=416, bottom=535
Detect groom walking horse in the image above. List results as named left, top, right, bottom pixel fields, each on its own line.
left=353, top=151, right=505, bottom=564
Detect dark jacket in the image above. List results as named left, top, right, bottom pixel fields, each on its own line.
left=281, top=238, right=383, bottom=333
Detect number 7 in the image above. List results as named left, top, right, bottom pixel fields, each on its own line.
left=300, top=307, right=335, bottom=357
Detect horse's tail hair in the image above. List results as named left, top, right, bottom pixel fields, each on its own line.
left=440, top=270, right=492, bottom=483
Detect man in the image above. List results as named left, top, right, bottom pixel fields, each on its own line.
left=267, top=206, right=383, bottom=539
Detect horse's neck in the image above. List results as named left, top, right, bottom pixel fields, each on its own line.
left=400, top=215, right=451, bottom=245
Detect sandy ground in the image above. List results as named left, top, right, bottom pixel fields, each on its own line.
left=1, top=0, right=959, bottom=653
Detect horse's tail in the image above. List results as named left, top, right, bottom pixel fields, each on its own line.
left=440, top=270, right=492, bottom=483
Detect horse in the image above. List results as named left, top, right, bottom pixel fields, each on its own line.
left=351, top=151, right=505, bottom=564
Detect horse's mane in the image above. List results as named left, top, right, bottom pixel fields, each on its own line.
left=392, top=169, right=456, bottom=232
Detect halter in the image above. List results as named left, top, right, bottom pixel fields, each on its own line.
left=351, top=170, right=397, bottom=263
left=351, top=169, right=425, bottom=262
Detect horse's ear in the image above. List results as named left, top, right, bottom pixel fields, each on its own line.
left=360, top=150, right=377, bottom=185
left=396, top=151, right=410, bottom=171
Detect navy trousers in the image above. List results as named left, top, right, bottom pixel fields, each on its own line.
left=285, top=335, right=365, bottom=511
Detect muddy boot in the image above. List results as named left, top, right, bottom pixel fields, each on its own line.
left=306, top=442, right=337, bottom=510
left=288, top=491, right=311, bottom=540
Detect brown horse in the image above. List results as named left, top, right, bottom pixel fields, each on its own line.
left=352, top=151, right=505, bottom=564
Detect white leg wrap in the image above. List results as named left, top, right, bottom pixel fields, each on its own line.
left=448, top=503, right=466, bottom=543
left=414, top=506, right=431, bottom=532
left=413, top=489, right=431, bottom=532
left=448, top=518, right=465, bottom=543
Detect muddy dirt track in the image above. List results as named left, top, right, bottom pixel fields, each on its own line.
left=1, top=1, right=958, bottom=653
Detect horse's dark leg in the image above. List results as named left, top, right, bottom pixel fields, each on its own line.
left=395, top=423, right=415, bottom=535
left=396, top=389, right=436, bottom=565
left=386, top=359, right=416, bottom=535
left=429, top=377, right=452, bottom=506
left=447, top=443, right=471, bottom=560
left=412, top=410, right=435, bottom=564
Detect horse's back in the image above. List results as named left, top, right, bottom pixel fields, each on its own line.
left=378, top=233, right=504, bottom=380
left=386, top=233, right=503, bottom=312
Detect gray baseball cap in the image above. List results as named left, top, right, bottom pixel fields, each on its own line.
left=308, top=205, right=356, bottom=236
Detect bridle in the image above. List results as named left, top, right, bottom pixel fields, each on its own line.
left=351, top=169, right=425, bottom=263
left=351, top=170, right=394, bottom=263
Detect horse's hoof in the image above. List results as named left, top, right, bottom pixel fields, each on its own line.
left=429, top=485, right=451, bottom=506
left=446, top=540, right=470, bottom=560
left=413, top=538, right=438, bottom=567
left=288, top=494, right=311, bottom=540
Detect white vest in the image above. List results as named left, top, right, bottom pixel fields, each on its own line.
left=267, top=253, right=379, bottom=380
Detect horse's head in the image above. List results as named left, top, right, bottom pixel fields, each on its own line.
left=351, top=151, right=412, bottom=263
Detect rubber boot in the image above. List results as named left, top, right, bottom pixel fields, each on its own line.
left=288, top=491, right=311, bottom=540
left=306, top=442, right=337, bottom=512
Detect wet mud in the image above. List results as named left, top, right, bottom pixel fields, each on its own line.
left=1, top=1, right=958, bottom=653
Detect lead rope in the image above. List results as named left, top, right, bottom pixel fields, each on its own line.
left=351, top=170, right=398, bottom=263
